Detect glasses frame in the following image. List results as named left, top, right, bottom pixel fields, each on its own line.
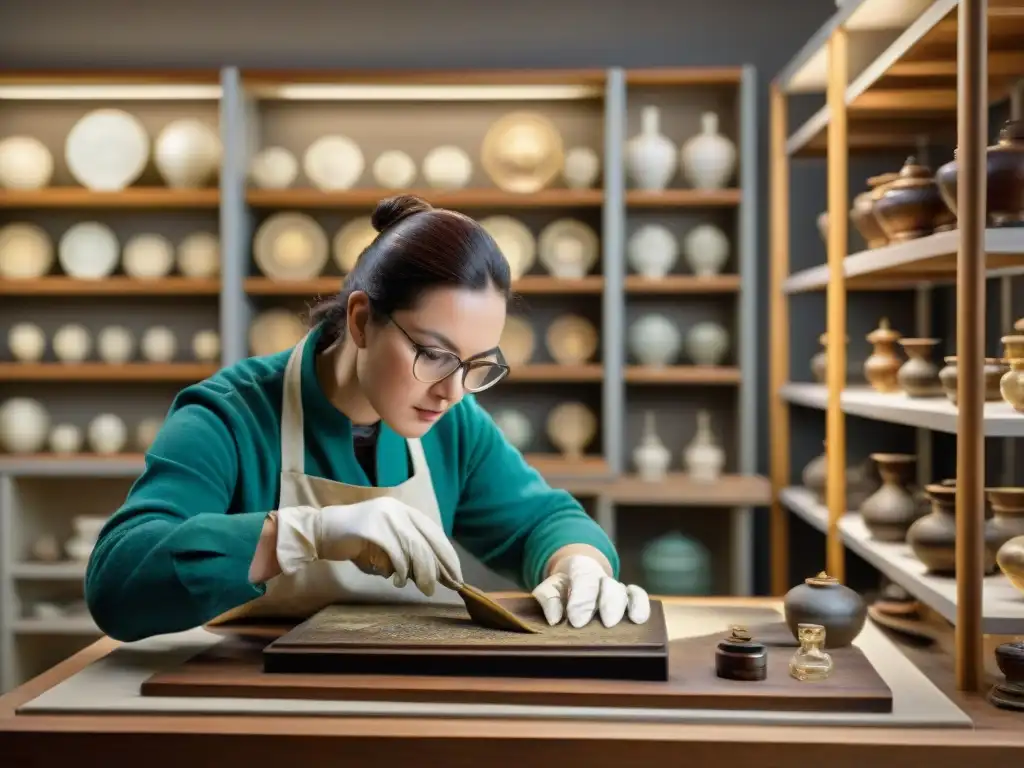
left=388, top=316, right=510, bottom=393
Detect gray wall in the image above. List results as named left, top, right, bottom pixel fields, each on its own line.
left=0, top=0, right=839, bottom=593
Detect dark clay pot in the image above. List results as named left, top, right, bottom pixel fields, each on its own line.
left=936, top=120, right=1024, bottom=227
left=985, top=488, right=1024, bottom=550
left=860, top=453, right=921, bottom=542
left=783, top=571, right=867, bottom=648
left=906, top=484, right=1002, bottom=575
left=873, top=156, right=957, bottom=242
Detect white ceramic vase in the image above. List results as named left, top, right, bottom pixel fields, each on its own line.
left=628, top=314, right=681, bottom=367
left=87, top=413, right=127, bottom=455
left=683, top=223, right=729, bottom=277
left=154, top=119, right=222, bottom=189
left=680, top=112, right=736, bottom=190
left=686, top=321, right=730, bottom=366
left=625, top=106, right=677, bottom=190
left=562, top=147, right=600, bottom=189
left=0, top=397, right=50, bottom=454
left=249, top=147, right=298, bottom=189
left=684, top=409, right=725, bottom=482
left=633, top=410, right=671, bottom=482
left=492, top=409, right=533, bottom=451
left=7, top=322, right=46, bottom=362
left=627, top=224, right=678, bottom=278
left=48, top=423, right=83, bottom=455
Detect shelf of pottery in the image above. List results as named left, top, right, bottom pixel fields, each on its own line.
left=0, top=75, right=227, bottom=690
left=775, top=134, right=1024, bottom=637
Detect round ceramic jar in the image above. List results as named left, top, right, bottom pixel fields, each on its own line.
left=783, top=571, right=866, bottom=648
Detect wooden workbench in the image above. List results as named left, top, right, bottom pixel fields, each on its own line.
left=0, top=597, right=1021, bottom=766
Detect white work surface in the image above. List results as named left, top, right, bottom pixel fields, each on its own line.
left=17, top=603, right=973, bottom=728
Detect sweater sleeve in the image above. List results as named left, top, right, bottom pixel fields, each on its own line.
left=451, top=396, right=619, bottom=589
left=84, top=403, right=269, bottom=642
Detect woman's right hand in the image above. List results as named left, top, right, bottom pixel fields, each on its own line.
left=273, top=498, right=464, bottom=597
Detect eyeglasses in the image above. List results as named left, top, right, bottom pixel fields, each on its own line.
left=389, top=316, right=510, bottom=393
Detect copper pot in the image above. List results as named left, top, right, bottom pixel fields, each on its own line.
left=873, top=157, right=957, bottom=242
left=936, top=119, right=1024, bottom=227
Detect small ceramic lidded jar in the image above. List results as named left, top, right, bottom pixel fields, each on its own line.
left=715, top=625, right=767, bottom=682
left=872, top=156, right=956, bottom=241
left=936, top=120, right=1024, bottom=227
left=896, top=337, right=942, bottom=397
left=849, top=174, right=896, bottom=249
left=783, top=572, right=867, bottom=648
left=864, top=318, right=903, bottom=393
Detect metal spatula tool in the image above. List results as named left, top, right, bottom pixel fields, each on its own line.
left=457, top=582, right=540, bottom=634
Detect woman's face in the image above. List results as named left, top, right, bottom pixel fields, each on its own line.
left=353, top=285, right=507, bottom=438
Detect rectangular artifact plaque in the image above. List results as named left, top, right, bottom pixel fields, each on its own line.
left=143, top=614, right=892, bottom=714
left=261, top=597, right=670, bottom=681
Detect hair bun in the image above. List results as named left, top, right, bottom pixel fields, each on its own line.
left=371, top=194, right=434, bottom=233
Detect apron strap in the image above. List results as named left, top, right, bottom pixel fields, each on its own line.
left=406, top=437, right=430, bottom=478
left=280, top=331, right=311, bottom=475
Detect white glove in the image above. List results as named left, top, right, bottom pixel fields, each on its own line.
left=273, top=497, right=464, bottom=597
left=532, top=554, right=651, bottom=628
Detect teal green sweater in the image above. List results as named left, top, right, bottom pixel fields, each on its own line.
left=84, top=323, right=618, bottom=642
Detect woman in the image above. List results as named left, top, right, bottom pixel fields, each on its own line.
left=84, top=194, right=650, bottom=643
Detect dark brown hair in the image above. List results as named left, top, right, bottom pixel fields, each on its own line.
left=310, top=194, right=512, bottom=345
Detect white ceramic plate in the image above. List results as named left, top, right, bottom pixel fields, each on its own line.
left=481, top=112, right=564, bottom=194
left=253, top=213, right=328, bottom=281
left=58, top=222, right=119, bottom=280
left=249, top=309, right=308, bottom=357
left=332, top=216, right=378, bottom=273
left=0, top=223, right=54, bottom=279
left=538, top=218, right=599, bottom=279
left=546, top=402, right=597, bottom=458
left=545, top=314, right=598, bottom=365
left=499, top=315, right=536, bottom=366
left=65, top=109, right=149, bottom=191
left=303, top=135, right=364, bottom=191
left=0, top=136, right=54, bottom=190
left=479, top=216, right=535, bottom=280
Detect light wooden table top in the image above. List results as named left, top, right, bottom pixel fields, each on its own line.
left=0, top=596, right=1022, bottom=767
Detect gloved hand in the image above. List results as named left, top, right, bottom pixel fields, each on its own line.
left=532, top=554, right=651, bottom=628
left=273, top=497, right=464, bottom=597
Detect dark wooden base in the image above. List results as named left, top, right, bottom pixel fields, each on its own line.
left=142, top=618, right=893, bottom=714
left=261, top=598, right=670, bottom=681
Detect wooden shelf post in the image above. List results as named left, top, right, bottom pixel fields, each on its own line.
left=954, top=0, right=988, bottom=694
left=825, top=27, right=849, bottom=585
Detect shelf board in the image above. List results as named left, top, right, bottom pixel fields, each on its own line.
left=625, top=67, right=745, bottom=85
left=601, top=473, right=770, bottom=506
left=782, top=228, right=1024, bottom=293
left=779, top=382, right=1024, bottom=437
left=626, top=366, right=740, bottom=384
left=0, top=276, right=221, bottom=296
left=625, top=189, right=741, bottom=208
left=780, top=485, right=1024, bottom=634
left=624, top=274, right=740, bottom=294
left=507, top=364, right=603, bottom=382
left=785, top=0, right=1024, bottom=155
left=523, top=454, right=609, bottom=481
left=12, top=618, right=100, bottom=635
left=11, top=562, right=88, bottom=579
left=840, top=513, right=1024, bottom=635
left=0, top=188, right=219, bottom=208
left=243, top=275, right=605, bottom=296
left=246, top=188, right=603, bottom=209
left=0, top=454, right=146, bottom=476
left=0, top=362, right=218, bottom=382
left=779, top=486, right=829, bottom=533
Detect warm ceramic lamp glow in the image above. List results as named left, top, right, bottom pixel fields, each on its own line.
left=248, top=83, right=601, bottom=101
left=0, top=84, right=222, bottom=100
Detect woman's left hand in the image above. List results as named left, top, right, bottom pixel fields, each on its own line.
left=532, top=554, right=651, bottom=628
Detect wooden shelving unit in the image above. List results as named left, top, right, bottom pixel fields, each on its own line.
left=0, top=65, right=764, bottom=691
left=770, top=0, right=1024, bottom=693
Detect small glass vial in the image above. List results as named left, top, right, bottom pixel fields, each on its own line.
left=789, top=623, right=833, bottom=681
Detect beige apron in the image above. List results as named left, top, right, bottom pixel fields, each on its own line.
left=210, top=331, right=461, bottom=624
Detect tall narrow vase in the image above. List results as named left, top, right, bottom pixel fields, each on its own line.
left=625, top=106, right=677, bottom=191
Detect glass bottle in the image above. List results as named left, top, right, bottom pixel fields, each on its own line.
left=789, top=623, right=833, bottom=681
